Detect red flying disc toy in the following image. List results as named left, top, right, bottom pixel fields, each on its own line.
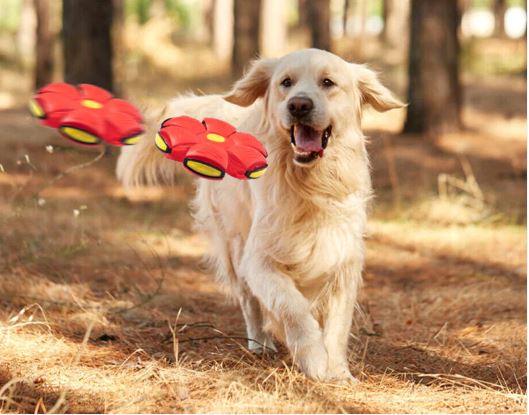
left=29, top=82, right=144, bottom=146
left=155, top=116, right=268, bottom=180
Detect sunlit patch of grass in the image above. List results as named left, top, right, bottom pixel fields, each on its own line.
left=367, top=219, right=526, bottom=269
left=407, top=196, right=493, bottom=225
left=104, top=227, right=209, bottom=260
left=2, top=183, right=523, bottom=413
left=2, top=315, right=525, bottom=413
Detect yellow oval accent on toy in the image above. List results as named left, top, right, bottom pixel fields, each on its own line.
left=248, top=167, right=267, bottom=179
left=28, top=99, right=45, bottom=118
left=81, top=99, right=103, bottom=109
left=155, top=133, right=169, bottom=152
left=185, top=160, right=223, bottom=178
left=122, top=134, right=142, bottom=145
left=206, top=133, right=225, bottom=143
left=60, top=126, right=100, bottom=144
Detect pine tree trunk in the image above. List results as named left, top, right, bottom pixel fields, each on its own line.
left=232, top=0, right=261, bottom=76
left=17, top=0, right=35, bottom=68
left=403, top=0, right=461, bottom=135
left=297, top=0, right=309, bottom=29
left=34, top=0, right=54, bottom=89
left=261, top=0, right=287, bottom=57
left=307, top=0, right=331, bottom=50
left=202, top=0, right=214, bottom=44
left=342, top=0, right=350, bottom=36
left=382, top=0, right=409, bottom=50
left=493, top=0, right=507, bottom=38
left=112, top=0, right=124, bottom=96
left=213, top=0, right=234, bottom=61
left=62, top=0, right=114, bottom=92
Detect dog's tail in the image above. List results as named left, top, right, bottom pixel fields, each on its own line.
left=116, top=105, right=181, bottom=188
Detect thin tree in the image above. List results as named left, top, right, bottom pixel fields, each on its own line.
left=342, top=0, right=350, bottom=36
left=34, top=0, right=54, bottom=88
left=202, top=0, right=214, bottom=44
left=297, top=0, right=309, bottom=30
left=261, top=0, right=287, bottom=57
left=381, top=0, right=409, bottom=52
left=113, top=0, right=125, bottom=96
left=232, top=0, right=261, bottom=76
left=307, top=0, right=331, bottom=50
left=213, top=0, right=234, bottom=61
left=17, top=0, right=35, bottom=68
left=493, top=0, right=507, bottom=37
left=62, top=0, right=114, bottom=92
left=403, top=0, right=462, bottom=135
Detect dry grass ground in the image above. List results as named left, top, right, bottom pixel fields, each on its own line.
left=0, top=37, right=526, bottom=413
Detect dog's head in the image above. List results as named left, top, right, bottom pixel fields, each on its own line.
left=224, top=49, right=404, bottom=167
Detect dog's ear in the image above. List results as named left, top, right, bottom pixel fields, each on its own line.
left=353, top=64, right=406, bottom=112
left=224, top=58, right=277, bottom=107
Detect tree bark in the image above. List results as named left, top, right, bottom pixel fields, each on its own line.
left=202, top=0, right=214, bottom=44
left=62, top=0, right=114, bottom=92
left=307, top=0, right=331, bottom=50
left=493, top=0, right=507, bottom=38
left=112, top=0, right=124, bottom=96
left=34, top=0, right=54, bottom=89
left=16, top=0, right=36, bottom=68
left=213, top=0, right=234, bottom=61
left=342, top=0, right=350, bottom=36
left=260, top=0, right=287, bottom=57
left=403, top=0, right=462, bottom=135
left=232, top=0, right=261, bottom=76
left=297, top=0, right=310, bottom=29
left=382, top=0, right=409, bottom=50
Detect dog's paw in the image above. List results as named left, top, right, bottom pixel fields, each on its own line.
left=326, top=365, right=359, bottom=384
left=248, top=335, right=277, bottom=354
left=295, top=343, right=329, bottom=380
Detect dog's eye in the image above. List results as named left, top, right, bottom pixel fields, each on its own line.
left=322, top=78, right=335, bottom=88
left=281, top=78, right=292, bottom=88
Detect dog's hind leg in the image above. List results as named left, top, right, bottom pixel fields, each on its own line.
left=230, top=236, right=276, bottom=353
left=193, top=183, right=275, bottom=352
left=239, top=291, right=277, bottom=353
left=208, top=228, right=275, bottom=353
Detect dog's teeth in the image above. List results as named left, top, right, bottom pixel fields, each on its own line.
left=294, top=148, right=311, bottom=156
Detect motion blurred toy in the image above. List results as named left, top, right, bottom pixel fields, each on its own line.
left=28, top=83, right=268, bottom=181
left=155, top=116, right=268, bottom=180
left=29, top=82, right=144, bottom=146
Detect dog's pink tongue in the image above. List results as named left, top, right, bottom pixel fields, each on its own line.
left=294, top=125, right=323, bottom=152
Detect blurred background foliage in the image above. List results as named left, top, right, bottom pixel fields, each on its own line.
left=0, top=0, right=525, bottom=105
left=0, top=0, right=525, bottom=204
left=0, top=0, right=525, bottom=220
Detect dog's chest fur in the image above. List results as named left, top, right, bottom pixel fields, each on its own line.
left=250, top=143, right=370, bottom=289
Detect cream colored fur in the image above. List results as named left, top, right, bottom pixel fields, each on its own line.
left=117, top=49, right=404, bottom=381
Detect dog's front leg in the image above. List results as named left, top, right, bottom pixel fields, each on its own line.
left=323, top=263, right=362, bottom=382
left=241, top=250, right=328, bottom=380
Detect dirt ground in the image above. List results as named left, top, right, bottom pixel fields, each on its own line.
left=0, top=39, right=527, bottom=413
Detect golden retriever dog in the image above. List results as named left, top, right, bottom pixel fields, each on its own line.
left=117, top=48, right=404, bottom=381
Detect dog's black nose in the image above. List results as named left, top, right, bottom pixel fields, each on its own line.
left=288, top=96, right=313, bottom=118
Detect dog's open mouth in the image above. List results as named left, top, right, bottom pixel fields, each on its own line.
left=290, top=124, right=332, bottom=164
